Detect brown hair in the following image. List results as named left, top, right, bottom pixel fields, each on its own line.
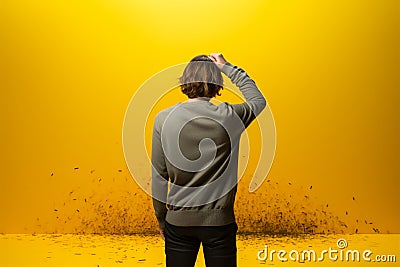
left=179, top=55, right=223, bottom=98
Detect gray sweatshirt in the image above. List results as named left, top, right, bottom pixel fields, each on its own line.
left=151, top=62, right=266, bottom=228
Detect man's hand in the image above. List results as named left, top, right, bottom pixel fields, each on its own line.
left=208, top=53, right=227, bottom=69
left=159, top=227, right=165, bottom=241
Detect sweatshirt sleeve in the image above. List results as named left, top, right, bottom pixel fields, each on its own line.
left=151, top=114, right=169, bottom=228
left=221, top=62, right=266, bottom=127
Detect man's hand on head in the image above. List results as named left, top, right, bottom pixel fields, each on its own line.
left=208, top=53, right=227, bottom=69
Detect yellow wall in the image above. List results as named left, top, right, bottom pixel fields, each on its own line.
left=0, top=0, right=398, bottom=234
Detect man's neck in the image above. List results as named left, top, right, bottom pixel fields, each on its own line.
left=187, top=97, right=211, bottom=102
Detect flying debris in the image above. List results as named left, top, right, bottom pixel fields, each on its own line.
left=54, top=177, right=351, bottom=235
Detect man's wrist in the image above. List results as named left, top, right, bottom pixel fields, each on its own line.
left=221, top=62, right=234, bottom=77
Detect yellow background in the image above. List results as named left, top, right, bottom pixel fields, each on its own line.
left=0, top=0, right=398, bottom=234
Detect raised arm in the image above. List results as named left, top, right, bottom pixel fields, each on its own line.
left=209, top=53, right=266, bottom=125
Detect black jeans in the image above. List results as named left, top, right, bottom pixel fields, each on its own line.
left=164, top=221, right=238, bottom=267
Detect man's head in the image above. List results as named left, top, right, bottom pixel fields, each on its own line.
left=179, top=55, right=223, bottom=99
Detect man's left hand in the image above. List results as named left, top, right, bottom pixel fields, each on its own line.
left=159, top=227, right=165, bottom=241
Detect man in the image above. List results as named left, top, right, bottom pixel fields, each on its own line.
left=151, top=53, right=266, bottom=267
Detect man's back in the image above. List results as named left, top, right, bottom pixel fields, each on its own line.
left=152, top=60, right=266, bottom=228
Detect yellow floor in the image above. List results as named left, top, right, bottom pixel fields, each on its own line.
left=0, top=234, right=398, bottom=266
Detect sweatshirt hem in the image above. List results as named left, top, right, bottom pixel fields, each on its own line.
left=165, top=208, right=235, bottom=227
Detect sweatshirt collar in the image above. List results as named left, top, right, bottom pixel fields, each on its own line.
left=187, top=97, right=211, bottom=103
